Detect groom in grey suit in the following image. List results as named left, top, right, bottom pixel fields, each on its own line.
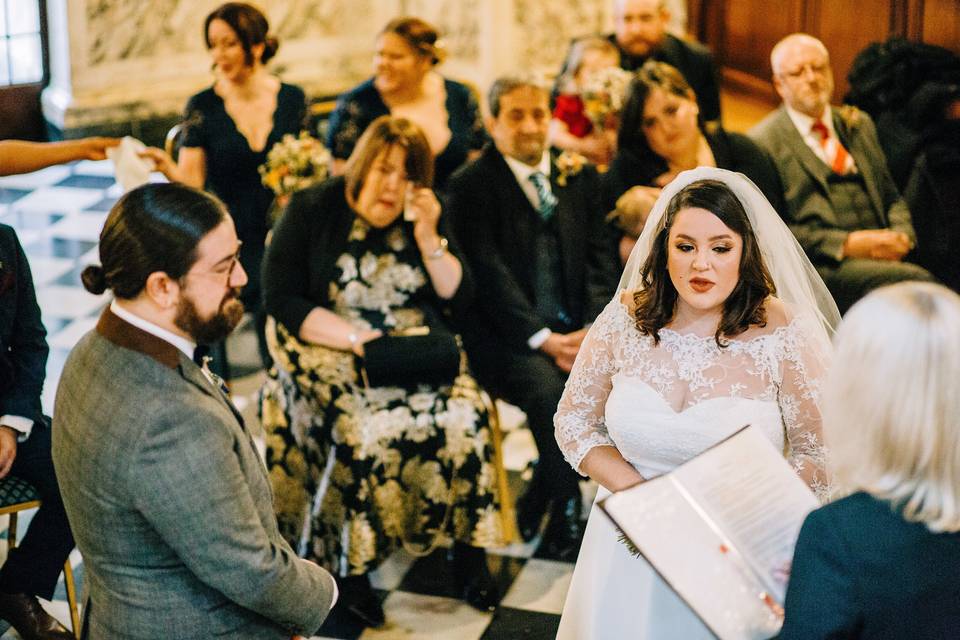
left=53, top=184, right=336, bottom=639
left=751, top=33, right=933, bottom=313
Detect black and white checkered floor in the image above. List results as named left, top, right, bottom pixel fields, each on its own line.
left=0, top=160, right=589, bottom=639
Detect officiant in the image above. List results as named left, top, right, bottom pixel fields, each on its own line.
left=260, top=115, right=503, bottom=629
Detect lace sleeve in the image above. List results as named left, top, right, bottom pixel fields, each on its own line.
left=778, top=317, right=832, bottom=502
left=554, top=300, right=623, bottom=475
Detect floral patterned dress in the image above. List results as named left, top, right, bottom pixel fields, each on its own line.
left=261, top=216, right=502, bottom=576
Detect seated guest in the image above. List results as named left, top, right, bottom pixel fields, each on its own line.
left=550, top=36, right=621, bottom=166
left=781, top=281, right=960, bottom=639
left=54, top=184, right=337, bottom=639
left=557, top=0, right=721, bottom=123
left=0, top=226, right=74, bottom=640
left=262, top=116, right=503, bottom=628
left=446, top=76, right=620, bottom=561
left=604, top=61, right=783, bottom=262
left=325, top=17, right=486, bottom=191
left=751, top=33, right=934, bottom=313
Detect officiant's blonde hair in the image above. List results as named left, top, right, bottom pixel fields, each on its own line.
left=824, top=282, right=960, bottom=533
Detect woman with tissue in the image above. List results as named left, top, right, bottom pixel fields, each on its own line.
left=143, top=2, right=306, bottom=376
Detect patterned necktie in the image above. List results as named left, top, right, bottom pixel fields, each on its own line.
left=811, top=119, right=853, bottom=175
left=528, top=171, right=558, bottom=221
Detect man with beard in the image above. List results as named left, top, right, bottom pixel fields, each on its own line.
left=555, top=0, right=721, bottom=123
left=751, top=33, right=934, bottom=313
left=446, top=77, right=619, bottom=560
left=51, top=184, right=337, bottom=640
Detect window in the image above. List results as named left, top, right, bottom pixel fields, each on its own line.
left=0, top=1, right=44, bottom=86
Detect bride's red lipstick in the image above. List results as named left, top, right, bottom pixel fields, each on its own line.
left=689, top=278, right=714, bottom=292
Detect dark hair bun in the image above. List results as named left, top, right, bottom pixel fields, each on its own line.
left=81, top=265, right=108, bottom=295
left=261, top=35, right=279, bottom=63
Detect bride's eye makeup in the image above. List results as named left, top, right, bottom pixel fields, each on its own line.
left=712, top=244, right=732, bottom=253
left=675, top=242, right=695, bottom=252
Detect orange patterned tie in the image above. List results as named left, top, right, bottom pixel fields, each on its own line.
left=811, top=119, right=851, bottom=175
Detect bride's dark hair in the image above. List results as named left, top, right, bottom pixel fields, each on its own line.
left=632, top=179, right=776, bottom=347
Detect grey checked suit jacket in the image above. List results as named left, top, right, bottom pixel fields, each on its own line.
left=750, top=106, right=917, bottom=269
left=52, top=309, right=336, bottom=640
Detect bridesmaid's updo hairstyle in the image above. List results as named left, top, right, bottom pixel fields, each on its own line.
left=632, top=179, right=776, bottom=347
left=82, top=184, right=227, bottom=299
left=381, top=17, right=446, bottom=66
left=344, top=115, right=434, bottom=204
left=204, top=2, right=279, bottom=67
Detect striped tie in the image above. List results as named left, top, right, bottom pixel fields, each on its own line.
left=811, top=119, right=853, bottom=175
left=528, top=171, right=558, bottom=221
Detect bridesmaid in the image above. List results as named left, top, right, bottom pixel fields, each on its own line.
left=144, top=2, right=306, bottom=376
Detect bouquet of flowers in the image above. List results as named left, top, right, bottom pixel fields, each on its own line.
left=259, top=131, right=332, bottom=197
left=581, top=66, right=633, bottom=132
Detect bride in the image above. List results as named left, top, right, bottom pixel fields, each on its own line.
left=554, top=167, right=840, bottom=639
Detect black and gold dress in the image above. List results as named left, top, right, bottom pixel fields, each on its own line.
left=262, top=201, right=502, bottom=577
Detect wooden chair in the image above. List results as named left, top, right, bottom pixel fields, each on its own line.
left=0, top=476, right=80, bottom=639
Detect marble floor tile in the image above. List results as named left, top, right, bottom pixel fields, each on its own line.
left=0, top=165, right=71, bottom=190
left=45, top=211, right=109, bottom=242
left=499, top=558, right=573, bottom=615
left=11, top=186, right=106, bottom=213
left=24, top=255, right=75, bottom=286
left=37, top=285, right=107, bottom=321
left=48, top=316, right=100, bottom=351
left=361, top=592, right=493, bottom=640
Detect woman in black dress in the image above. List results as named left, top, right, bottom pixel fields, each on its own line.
left=603, top=61, right=783, bottom=263
left=325, top=17, right=485, bottom=191
left=144, top=3, right=306, bottom=375
left=261, top=116, right=503, bottom=628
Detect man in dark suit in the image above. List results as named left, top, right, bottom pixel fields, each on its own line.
left=557, top=0, right=721, bottom=123
left=446, top=77, right=619, bottom=560
left=750, top=33, right=934, bottom=313
left=53, top=184, right=337, bottom=639
left=0, top=225, right=75, bottom=640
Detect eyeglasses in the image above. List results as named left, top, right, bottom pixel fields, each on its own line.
left=183, top=241, right=243, bottom=283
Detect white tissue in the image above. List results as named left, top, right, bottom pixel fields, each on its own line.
left=107, top=136, right=152, bottom=192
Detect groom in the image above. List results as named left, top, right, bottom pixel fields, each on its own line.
left=53, top=184, right=336, bottom=639
left=446, top=76, right=619, bottom=559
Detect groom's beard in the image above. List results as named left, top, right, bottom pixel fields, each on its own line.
left=174, top=287, right=244, bottom=345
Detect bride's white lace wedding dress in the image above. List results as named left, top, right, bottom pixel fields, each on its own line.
left=554, top=298, right=829, bottom=639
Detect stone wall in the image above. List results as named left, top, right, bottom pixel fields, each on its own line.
left=43, top=0, right=687, bottom=140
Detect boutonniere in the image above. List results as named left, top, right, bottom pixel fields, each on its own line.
left=555, top=150, right=587, bottom=187
left=838, top=105, right=864, bottom=130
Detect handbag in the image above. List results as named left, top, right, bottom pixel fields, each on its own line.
left=360, top=327, right=462, bottom=389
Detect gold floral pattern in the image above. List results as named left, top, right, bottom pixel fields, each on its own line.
left=262, top=216, right=502, bottom=575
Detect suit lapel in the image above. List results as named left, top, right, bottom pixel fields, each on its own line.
left=776, top=107, right=831, bottom=193
left=833, top=109, right=887, bottom=225
left=177, top=356, right=247, bottom=430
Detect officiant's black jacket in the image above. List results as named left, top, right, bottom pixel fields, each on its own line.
left=0, top=223, right=47, bottom=425
left=445, top=144, right=619, bottom=358
left=780, top=491, right=960, bottom=639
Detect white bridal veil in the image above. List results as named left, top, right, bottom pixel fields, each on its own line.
left=618, top=167, right=841, bottom=342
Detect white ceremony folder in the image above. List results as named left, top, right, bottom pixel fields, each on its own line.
left=600, top=425, right=818, bottom=640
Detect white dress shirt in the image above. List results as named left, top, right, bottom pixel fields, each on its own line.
left=502, top=152, right=557, bottom=350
